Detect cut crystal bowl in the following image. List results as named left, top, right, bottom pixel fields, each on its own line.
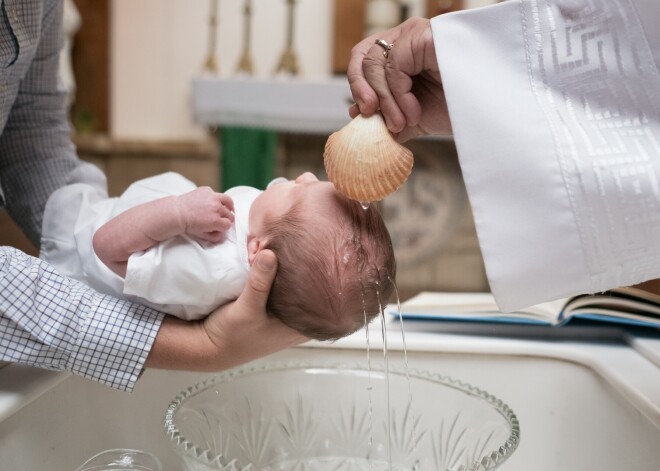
left=164, top=361, right=520, bottom=471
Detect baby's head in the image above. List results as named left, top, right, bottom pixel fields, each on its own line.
left=248, top=172, right=396, bottom=341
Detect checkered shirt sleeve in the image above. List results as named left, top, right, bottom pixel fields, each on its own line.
left=0, top=0, right=96, bottom=246
left=0, top=247, right=164, bottom=391
left=0, top=2, right=166, bottom=391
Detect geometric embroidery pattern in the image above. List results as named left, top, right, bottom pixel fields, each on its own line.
left=520, top=0, right=660, bottom=291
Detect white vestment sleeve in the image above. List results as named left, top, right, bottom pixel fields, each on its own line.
left=431, top=0, right=660, bottom=311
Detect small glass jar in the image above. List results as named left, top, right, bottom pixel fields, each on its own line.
left=75, top=448, right=162, bottom=471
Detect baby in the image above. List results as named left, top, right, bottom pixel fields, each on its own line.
left=40, top=171, right=396, bottom=341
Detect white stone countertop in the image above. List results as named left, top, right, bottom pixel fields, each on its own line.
left=1, top=312, right=659, bottom=428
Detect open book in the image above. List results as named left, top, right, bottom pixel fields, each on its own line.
left=393, top=288, right=660, bottom=328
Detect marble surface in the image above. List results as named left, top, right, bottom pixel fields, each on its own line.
left=1, top=314, right=658, bottom=470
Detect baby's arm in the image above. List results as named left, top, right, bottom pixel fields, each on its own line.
left=93, top=187, right=234, bottom=277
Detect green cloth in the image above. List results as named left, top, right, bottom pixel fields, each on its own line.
left=220, top=127, right=277, bottom=190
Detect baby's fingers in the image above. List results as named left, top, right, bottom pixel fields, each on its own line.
left=202, top=214, right=233, bottom=236
left=217, top=193, right=234, bottom=212
left=216, top=203, right=234, bottom=223
left=200, top=230, right=226, bottom=244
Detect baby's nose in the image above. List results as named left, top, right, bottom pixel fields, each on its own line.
left=295, top=172, right=318, bottom=183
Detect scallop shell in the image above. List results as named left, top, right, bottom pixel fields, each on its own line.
left=324, top=113, right=413, bottom=202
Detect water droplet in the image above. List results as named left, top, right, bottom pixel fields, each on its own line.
left=379, top=295, right=393, bottom=471
left=391, top=278, right=417, bottom=448
left=360, top=202, right=370, bottom=210
left=363, top=292, right=374, bottom=469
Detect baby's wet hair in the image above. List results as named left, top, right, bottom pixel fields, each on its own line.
left=264, top=196, right=396, bottom=341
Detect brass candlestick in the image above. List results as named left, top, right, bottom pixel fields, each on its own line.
left=203, top=0, right=220, bottom=73
left=235, top=0, right=254, bottom=75
left=274, top=0, right=300, bottom=76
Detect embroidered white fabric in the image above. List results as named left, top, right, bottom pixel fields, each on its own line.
left=432, top=0, right=660, bottom=310
left=520, top=0, right=660, bottom=293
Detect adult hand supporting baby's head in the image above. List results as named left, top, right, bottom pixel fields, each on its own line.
left=201, top=250, right=308, bottom=368
left=146, top=250, right=307, bottom=372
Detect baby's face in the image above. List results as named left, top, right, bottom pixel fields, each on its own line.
left=249, top=172, right=339, bottom=237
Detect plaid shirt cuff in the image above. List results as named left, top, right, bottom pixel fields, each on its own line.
left=70, top=293, right=164, bottom=392
left=0, top=248, right=165, bottom=392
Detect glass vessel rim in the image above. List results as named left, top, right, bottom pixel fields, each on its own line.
left=163, top=360, right=521, bottom=470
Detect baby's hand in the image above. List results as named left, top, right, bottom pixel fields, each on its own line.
left=177, top=187, right=235, bottom=244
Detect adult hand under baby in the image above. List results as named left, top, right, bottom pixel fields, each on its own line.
left=347, top=17, right=452, bottom=142
left=201, top=249, right=309, bottom=368
left=177, top=186, right=235, bottom=244
left=146, top=249, right=308, bottom=372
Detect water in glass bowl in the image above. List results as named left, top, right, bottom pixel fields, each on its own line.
left=262, top=457, right=411, bottom=470
left=164, top=362, right=519, bottom=471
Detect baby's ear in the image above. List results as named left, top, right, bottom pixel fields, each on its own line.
left=247, top=236, right=264, bottom=266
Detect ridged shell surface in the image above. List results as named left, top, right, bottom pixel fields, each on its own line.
left=323, top=113, right=413, bottom=202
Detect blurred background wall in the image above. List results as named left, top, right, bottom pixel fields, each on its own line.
left=110, top=0, right=491, bottom=140
left=2, top=0, right=500, bottom=296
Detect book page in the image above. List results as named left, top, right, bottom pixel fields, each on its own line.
left=395, top=292, right=567, bottom=325
left=563, top=289, right=660, bottom=327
